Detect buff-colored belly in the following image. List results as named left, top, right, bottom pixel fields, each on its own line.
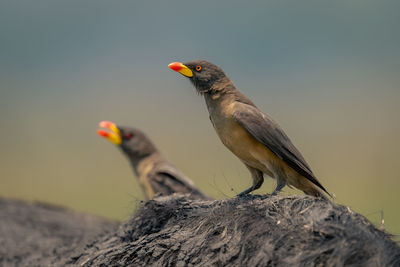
left=207, top=100, right=323, bottom=196
left=210, top=104, right=281, bottom=179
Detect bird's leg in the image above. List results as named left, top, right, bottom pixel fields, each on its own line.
left=237, top=165, right=264, bottom=196
left=272, top=174, right=286, bottom=195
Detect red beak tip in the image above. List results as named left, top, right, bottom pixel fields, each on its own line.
left=168, top=62, right=183, bottom=71
left=99, top=121, right=112, bottom=128
left=97, top=129, right=109, bottom=137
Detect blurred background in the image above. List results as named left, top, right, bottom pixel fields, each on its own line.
left=1, top=1, right=399, bottom=235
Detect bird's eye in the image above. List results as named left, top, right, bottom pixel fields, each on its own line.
left=195, top=65, right=202, bottom=71
left=124, top=133, right=133, bottom=140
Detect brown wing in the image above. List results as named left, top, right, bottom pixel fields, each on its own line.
left=232, top=102, right=330, bottom=196
left=147, top=163, right=208, bottom=199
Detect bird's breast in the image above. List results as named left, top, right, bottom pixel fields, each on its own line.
left=208, top=102, right=278, bottom=175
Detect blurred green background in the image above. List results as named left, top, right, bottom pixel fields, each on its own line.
left=1, top=1, right=399, bottom=235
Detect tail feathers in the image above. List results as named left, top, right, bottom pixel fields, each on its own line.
left=303, top=186, right=331, bottom=201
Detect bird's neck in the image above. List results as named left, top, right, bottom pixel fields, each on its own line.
left=204, top=79, right=255, bottom=113
left=129, top=152, right=163, bottom=177
left=204, top=78, right=235, bottom=106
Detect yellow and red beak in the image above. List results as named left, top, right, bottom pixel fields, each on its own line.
left=168, top=62, right=193, bottom=77
left=97, top=121, right=122, bottom=145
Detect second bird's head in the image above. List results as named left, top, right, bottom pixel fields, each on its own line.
left=168, top=60, right=228, bottom=94
left=97, top=121, right=157, bottom=159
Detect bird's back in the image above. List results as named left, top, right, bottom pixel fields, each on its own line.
left=139, top=154, right=209, bottom=200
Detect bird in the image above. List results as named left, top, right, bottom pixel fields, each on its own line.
left=168, top=60, right=330, bottom=199
left=97, top=121, right=209, bottom=200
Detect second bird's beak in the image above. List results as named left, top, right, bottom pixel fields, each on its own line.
left=168, top=62, right=193, bottom=77
left=97, top=121, right=122, bottom=145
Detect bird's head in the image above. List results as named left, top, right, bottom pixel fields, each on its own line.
left=168, top=60, right=228, bottom=94
left=97, top=121, right=157, bottom=159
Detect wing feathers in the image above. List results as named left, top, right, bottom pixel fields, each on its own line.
left=232, top=102, right=329, bottom=195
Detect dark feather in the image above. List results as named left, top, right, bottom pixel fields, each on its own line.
left=148, top=163, right=208, bottom=199
left=232, top=102, right=330, bottom=196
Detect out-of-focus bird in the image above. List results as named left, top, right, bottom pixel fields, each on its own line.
left=169, top=60, right=330, bottom=199
left=97, top=121, right=209, bottom=200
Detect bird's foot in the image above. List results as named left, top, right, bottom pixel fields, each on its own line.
left=236, top=187, right=254, bottom=197
left=271, top=190, right=281, bottom=196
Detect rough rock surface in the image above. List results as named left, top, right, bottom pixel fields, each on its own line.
left=72, top=194, right=400, bottom=266
left=0, top=198, right=118, bottom=267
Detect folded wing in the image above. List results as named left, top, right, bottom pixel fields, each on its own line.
left=233, top=102, right=329, bottom=195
